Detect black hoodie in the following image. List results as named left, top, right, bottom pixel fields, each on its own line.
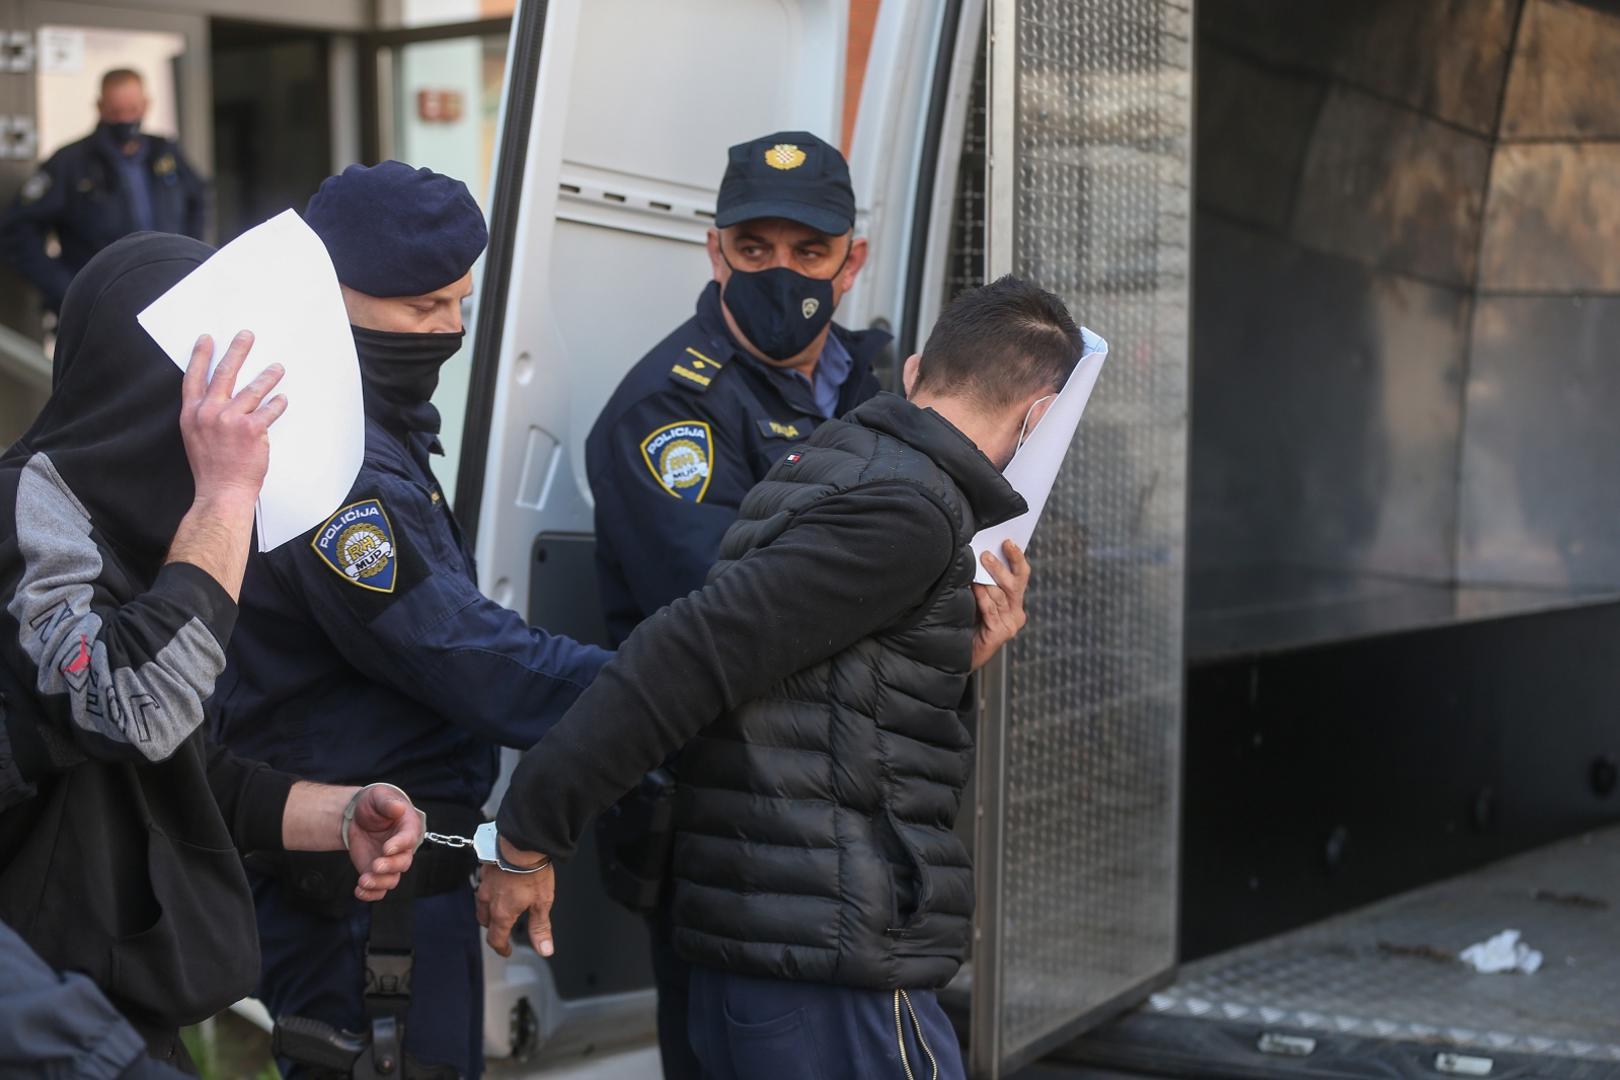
left=0, top=233, right=294, bottom=1043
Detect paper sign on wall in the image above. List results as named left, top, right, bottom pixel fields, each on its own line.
left=38, top=28, right=85, bottom=74
left=138, top=209, right=364, bottom=551
left=971, top=327, right=1108, bottom=583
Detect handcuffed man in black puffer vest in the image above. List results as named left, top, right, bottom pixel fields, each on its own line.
left=477, top=276, right=1079, bottom=1079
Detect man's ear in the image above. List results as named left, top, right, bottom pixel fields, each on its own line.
left=838, top=236, right=870, bottom=294
left=902, top=353, right=922, bottom=397
left=706, top=228, right=726, bottom=284
left=1026, top=392, right=1057, bottom=434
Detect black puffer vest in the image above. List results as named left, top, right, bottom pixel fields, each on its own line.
left=670, top=392, right=1026, bottom=989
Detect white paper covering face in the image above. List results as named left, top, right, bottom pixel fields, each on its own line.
left=971, top=327, right=1108, bottom=584
left=137, top=209, right=364, bottom=551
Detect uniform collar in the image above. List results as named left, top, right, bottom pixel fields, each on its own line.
left=362, top=380, right=443, bottom=447
left=845, top=392, right=1027, bottom=529
left=93, top=127, right=154, bottom=159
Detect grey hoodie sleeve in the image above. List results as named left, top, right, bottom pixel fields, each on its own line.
left=7, top=454, right=236, bottom=768
left=0, top=919, right=185, bottom=1079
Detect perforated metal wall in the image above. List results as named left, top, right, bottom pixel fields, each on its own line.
left=972, top=0, right=1190, bottom=1075
left=945, top=28, right=988, bottom=302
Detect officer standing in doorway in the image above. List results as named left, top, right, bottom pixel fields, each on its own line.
left=0, top=68, right=206, bottom=314
left=584, top=130, right=886, bottom=1079
left=212, top=162, right=610, bottom=1079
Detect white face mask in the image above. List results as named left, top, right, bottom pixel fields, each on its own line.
left=1016, top=393, right=1057, bottom=451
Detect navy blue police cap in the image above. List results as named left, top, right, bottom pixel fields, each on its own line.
left=304, top=160, right=488, bottom=298
left=715, top=131, right=855, bottom=236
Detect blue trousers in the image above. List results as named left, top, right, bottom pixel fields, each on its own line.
left=648, top=907, right=703, bottom=1080
left=250, top=874, right=484, bottom=1079
left=687, top=966, right=966, bottom=1080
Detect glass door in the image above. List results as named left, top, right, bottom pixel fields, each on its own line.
left=367, top=3, right=511, bottom=507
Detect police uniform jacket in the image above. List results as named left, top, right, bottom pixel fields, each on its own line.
left=213, top=384, right=612, bottom=811
left=497, top=392, right=1028, bottom=989
left=0, top=130, right=206, bottom=312
left=585, top=281, right=887, bottom=644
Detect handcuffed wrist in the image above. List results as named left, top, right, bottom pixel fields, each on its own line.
left=341, top=782, right=416, bottom=852
left=497, top=834, right=549, bottom=872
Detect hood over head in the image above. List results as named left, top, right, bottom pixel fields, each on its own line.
left=6, top=232, right=216, bottom=581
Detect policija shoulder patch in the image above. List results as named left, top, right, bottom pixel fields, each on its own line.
left=640, top=420, right=713, bottom=502
left=312, top=498, right=398, bottom=592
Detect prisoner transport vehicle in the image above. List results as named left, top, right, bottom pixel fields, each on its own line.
left=3, top=0, right=1619, bottom=1077
left=451, top=1, right=1620, bottom=1076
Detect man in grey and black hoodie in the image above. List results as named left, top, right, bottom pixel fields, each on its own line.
left=479, top=276, right=1080, bottom=1080
left=0, top=233, right=426, bottom=1073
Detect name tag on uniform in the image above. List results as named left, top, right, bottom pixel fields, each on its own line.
left=755, top=418, right=805, bottom=440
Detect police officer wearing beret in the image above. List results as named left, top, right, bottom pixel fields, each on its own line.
left=212, top=162, right=610, bottom=1079
left=0, top=69, right=205, bottom=314
left=584, top=131, right=886, bottom=1079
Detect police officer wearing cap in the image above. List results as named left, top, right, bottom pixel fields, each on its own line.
left=584, top=130, right=886, bottom=1079
left=0, top=68, right=205, bottom=314
left=212, top=162, right=610, bottom=1079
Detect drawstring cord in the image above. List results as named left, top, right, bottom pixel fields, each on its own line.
left=893, top=989, right=939, bottom=1080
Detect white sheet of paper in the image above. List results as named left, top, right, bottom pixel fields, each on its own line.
left=971, top=327, right=1108, bottom=583
left=137, top=209, right=363, bottom=551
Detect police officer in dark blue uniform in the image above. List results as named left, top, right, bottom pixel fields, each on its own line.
left=0, top=69, right=205, bottom=313
left=584, top=130, right=887, bottom=1079
left=212, top=162, right=610, bottom=1079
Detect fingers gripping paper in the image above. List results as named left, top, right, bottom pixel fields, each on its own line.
left=137, top=210, right=364, bottom=551
left=971, top=328, right=1108, bottom=584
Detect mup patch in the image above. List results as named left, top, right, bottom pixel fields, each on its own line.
left=312, top=498, right=398, bottom=592
left=641, top=420, right=714, bottom=502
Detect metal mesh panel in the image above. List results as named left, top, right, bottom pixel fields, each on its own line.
left=979, top=0, right=1191, bottom=1070
left=946, top=26, right=989, bottom=302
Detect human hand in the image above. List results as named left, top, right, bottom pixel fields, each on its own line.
left=475, top=838, right=556, bottom=958
left=344, top=784, right=425, bottom=901
left=179, top=331, right=286, bottom=511
left=970, top=540, right=1031, bottom=671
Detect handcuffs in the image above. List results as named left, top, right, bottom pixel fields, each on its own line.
left=340, top=783, right=551, bottom=874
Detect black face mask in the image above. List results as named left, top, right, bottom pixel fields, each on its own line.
left=101, top=121, right=140, bottom=145
left=720, top=246, right=848, bottom=361
left=351, top=325, right=464, bottom=406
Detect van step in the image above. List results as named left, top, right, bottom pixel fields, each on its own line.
left=1060, top=826, right=1620, bottom=1078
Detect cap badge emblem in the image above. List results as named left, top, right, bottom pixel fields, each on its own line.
left=801, top=297, right=820, bottom=319
left=766, top=143, right=807, bottom=170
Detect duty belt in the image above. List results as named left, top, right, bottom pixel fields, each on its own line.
left=266, top=800, right=481, bottom=1079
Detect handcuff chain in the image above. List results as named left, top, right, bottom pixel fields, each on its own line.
left=423, top=830, right=474, bottom=849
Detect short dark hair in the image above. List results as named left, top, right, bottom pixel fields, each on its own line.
left=915, top=275, right=1081, bottom=410
left=100, top=69, right=142, bottom=94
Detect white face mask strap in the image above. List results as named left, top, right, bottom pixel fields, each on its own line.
left=1017, top=393, right=1057, bottom=450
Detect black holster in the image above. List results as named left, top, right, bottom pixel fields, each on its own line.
left=593, top=766, right=677, bottom=914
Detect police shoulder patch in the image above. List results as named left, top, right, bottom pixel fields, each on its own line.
left=640, top=420, right=714, bottom=503
left=311, top=498, right=399, bottom=593
left=20, top=171, right=50, bottom=204
left=668, top=345, right=726, bottom=393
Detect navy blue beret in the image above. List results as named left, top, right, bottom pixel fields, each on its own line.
left=304, top=160, right=488, bottom=298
